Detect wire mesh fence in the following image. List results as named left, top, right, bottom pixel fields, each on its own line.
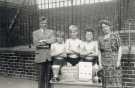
left=0, top=0, right=124, bottom=47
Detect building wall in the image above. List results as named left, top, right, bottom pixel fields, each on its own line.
left=42, top=1, right=119, bottom=40
left=0, top=1, right=38, bottom=47
left=0, top=50, right=39, bottom=80
left=121, top=54, right=135, bottom=88
left=0, top=49, right=135, bottom=88
left=0, top=0, right=36, bottom=6
left=0, top=0, right=134, bottom=47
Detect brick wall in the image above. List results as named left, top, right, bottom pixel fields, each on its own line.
left=0, top=48, right=135, bottom=88
left=0, top=50, right=39, bottom=80
left=122, top=54, right=135, bottom=88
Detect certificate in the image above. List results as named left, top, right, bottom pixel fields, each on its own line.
left=78, top=62, right=92, bottom=81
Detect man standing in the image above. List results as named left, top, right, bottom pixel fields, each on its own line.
left=33, top=16, right=55, bottom=88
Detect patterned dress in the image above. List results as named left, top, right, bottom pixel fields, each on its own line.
left=99, top=33, right=122, bottom=88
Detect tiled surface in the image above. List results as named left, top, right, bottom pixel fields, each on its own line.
left=0, top=76, right=38, bottom=88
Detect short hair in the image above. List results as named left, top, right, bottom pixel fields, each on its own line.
left=39, top=16, right=47, bottom=22
left=56, top=31, right=64, bottom=38
left=99, top=19, right=112, bottom=27
left=84, top=27, right=94, bottom=34
left=69, top=25, right=78, bottom=31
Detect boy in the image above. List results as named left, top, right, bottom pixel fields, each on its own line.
left=65, top=25, right=82, bottom=66
left=51, top=31, right=66, bottom=81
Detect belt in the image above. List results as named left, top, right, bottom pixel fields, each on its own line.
left=85, top=56, right=95, bottom=60
left=68, top=54, right=79, bottom=58
left=55, top=56, right=64, bottom=60
left=36, top=45, right=50, bottom=49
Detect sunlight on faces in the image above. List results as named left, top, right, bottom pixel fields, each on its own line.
left=39, top=18, right=48, bottom=29
left=102, top=23, right=111, bottom=34
left=85, top=31, right=93, bottom=41
left=69, top=25, right=79, bottom=39
left=56, top=37, right=64, bottom=43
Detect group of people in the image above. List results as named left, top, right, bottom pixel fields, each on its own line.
left=33, top=16, right=122, bottom=88
left=51, top=24, right=99, bottom=81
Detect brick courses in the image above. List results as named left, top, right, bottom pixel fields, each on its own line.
left=0, top=50, right=39, bottom=80
left=0, top=48, right=134, bottom=88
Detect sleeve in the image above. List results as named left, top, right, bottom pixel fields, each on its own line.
left=94, top=41, right=99, bottom=55
left=72, top=40, right=82, bottom=54
left=111, top=33, right=121, bottom=51
left=80, top=41, right=85, bottom=55
left=97, top=41, right=102, bottom=66
left=77, top=40, right=83, bottom=54
left=117, top=33, right=121, bottom=47
left=33, top=31, right=39, bottom=47
left=97, top=38, right=102, bottom=66
left=48, top=31, right=55, bottom=44
left=98, top=37, right=102, bottom=51
left=115, top=33, right=122, bottom=67
left=65, top=39, right=70, bottom=53
left=114, top=33, right=121, bottom=47
left=50, top=44, right=55, bottom=56
left=46, top=30, right=55, bottom=44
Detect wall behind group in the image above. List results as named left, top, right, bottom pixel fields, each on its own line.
left=0, top=0, right=135, bottom=46
left=41, top=0, right=119, bottom=40
left=0, top=1, right=38, bottom=47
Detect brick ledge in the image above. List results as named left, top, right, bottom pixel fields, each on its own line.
left=50, top=81, right=102, bottom=87
left=0, top=45, right=135, bottom=54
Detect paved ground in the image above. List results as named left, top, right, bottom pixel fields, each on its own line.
left=0, top=76, right=38, bottom=88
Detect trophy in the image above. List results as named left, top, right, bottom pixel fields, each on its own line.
left=52, top=65, right=60, bottom=82
left=93, top=63, right=99, bottom=83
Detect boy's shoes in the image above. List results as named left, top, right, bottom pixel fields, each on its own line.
left=51, top=77, right=60, bottom=82
left=51, top=78, right=57, bottom=82
left=56, top=78, right=60, bottom=81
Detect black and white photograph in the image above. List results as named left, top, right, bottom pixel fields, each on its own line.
left=0, top=0, right=134, bottom=88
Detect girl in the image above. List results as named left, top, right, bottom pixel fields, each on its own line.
left=81, top=28, right=99, bottom=61
left=80, top=28, right=100, bottom=82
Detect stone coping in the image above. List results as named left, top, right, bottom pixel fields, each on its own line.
left=0, top=45, right=35, bottom=53
left=50, top=80, right=102, bottom=87
left=0, top=45, right=135, bottom=55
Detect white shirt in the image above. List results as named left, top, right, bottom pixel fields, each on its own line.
left=81, top=41, right=98, bottom=56
left=65, top=38, right=82, bottom=54
left=51, top=42, right=65, bottom=56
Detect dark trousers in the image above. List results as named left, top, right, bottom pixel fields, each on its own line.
left=38, top=61, right=52, bottom=88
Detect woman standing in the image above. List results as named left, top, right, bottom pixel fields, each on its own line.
left=98, top=19, right=122, bottom=88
